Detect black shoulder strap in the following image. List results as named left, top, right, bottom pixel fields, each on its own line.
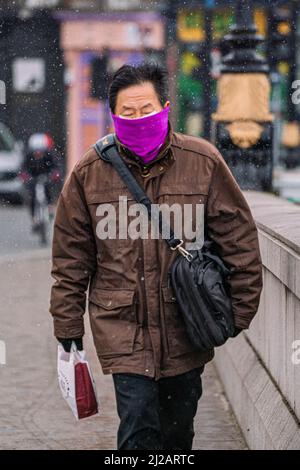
left=93, top=134, right=182, bottom=251
left=94, top=134, right=116, bottom=163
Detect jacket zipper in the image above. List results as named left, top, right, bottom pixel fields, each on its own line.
left=135, top=170, right=147, bottom=328
left=140, top=236, right=148, bottom=327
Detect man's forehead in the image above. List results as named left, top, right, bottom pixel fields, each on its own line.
left=121, top=101, right=154, bottom=110
left=117, top=83, right=159, bottom=107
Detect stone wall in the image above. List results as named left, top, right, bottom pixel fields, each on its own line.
left=214, top=191, right=300, bottom=450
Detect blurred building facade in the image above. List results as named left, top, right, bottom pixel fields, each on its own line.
left=0, top=0, right=299, bottom=171
left=0, top=3, right=65, bottom=158
left=58, top=8, right=165, bottom=170
left=0, top=0, right=167, bottom=171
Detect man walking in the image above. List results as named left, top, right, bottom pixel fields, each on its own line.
left=50, top=63, right=263, bottom=450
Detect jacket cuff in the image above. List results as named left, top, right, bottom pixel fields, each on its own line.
left=53, top=319, right=84, bottom=339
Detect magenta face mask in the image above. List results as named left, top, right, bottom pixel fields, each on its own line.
left=111, top=106, right=170, bottom=164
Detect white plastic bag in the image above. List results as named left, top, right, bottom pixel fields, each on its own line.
left=57, top=342, right=99, bottom=420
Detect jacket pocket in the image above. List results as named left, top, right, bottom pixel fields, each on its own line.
left=156, top=186, right=207, bottom=249
left=88, top=288, right=138, bottom=357
left=162, top=286, right=196, bottom=358
left=86, top=192, right=138, bottom=251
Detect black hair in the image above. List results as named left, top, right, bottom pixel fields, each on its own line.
left=108, top=62, right=169, bottom=113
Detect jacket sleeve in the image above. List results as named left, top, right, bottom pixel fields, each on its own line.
left=206, top=149, right=263, bottom=330
left=49, top=163, right=97, bottom=338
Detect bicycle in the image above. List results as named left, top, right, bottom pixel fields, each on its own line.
left=33, top=174, right=50, bottom=246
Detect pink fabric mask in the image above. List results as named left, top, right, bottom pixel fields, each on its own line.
left=111, top=106, right=170, bottom=164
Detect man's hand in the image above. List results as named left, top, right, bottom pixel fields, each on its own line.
left=57, top=337, right=83, bottom=352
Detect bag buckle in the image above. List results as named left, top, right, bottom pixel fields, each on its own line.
left=171, top=240, right=193, bottom=262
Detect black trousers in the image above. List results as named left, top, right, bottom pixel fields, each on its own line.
left=112, top=365, right=204, bottom=450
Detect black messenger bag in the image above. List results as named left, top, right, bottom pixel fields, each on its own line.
left=94, top=134, right=236, bottom=352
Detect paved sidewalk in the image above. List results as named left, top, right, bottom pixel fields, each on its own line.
left=0, top=252, right=247, bottom=450
left=0, top=203, right=53, bottom=256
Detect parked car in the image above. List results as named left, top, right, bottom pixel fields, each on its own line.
left=0, top=123, right=24, bottom=203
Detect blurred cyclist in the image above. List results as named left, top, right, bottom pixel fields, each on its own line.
left=21, top=133, right=62, bottom=230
